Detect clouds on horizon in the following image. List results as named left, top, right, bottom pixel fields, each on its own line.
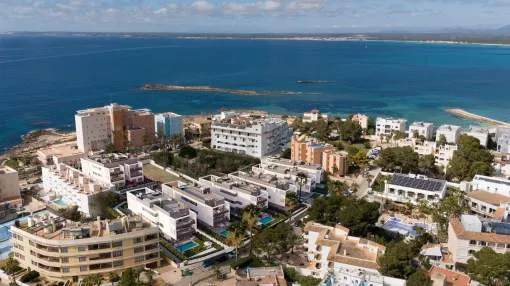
left=1, top=0, right=509, bottom=32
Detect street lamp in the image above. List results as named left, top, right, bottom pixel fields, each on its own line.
left=296, top=173, right=307, bottom=204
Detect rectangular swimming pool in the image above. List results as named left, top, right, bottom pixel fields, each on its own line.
left=259, top=216, right=273, bottom=225
left=175, top=241, right=199, bottom=252
left=54, top=199, right=68, bottom=207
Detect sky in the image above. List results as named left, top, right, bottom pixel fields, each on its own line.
left=1, top=0, right=509, bottom=33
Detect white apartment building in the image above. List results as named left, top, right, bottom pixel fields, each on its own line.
left=41, top=164, right=112, bottom=217
left=408, top=122, right=434, bottom=140
left=435, top=125, right=461, bottom=144
left=228, top=171, right=298, bottom=209
left=412, top=140, right=437, bottom=156
left=0, top=166, right=22, bottom=212
left=211, top=114, right=292, bottom=158
left=448, top=214, right=510, bottom=264
left=469, top=174, right=510, bottom=197
left=81, top=153, right=144, bottom=190
left=162, top=181, right=230, bottom=229
left=303, top=109, right=328, bottom=123
left=303, top=222, right=391, bottom=282
left=199, top=175, right=269, bottom=215
left=375, top=117, right=406, bottom=136
left=435, top=144, right=458, bottom=169
left=155, top=112, right=183, bottom=137
left=127, top=187, right=196, bottom=241
left=321, top=269, right=406, bottom=286
left=351, top=114, right=369, bottom=130
left=382, top=173, right=446, bottom=205
left=496, top=128, right=510, bottom=153
left=252, top=157, right=323, bottom=192
left=463, top=175, right=510, bottom=216
left=75, top=106, right=112, bottom=152
left=463, top=125, right=489, bottom=147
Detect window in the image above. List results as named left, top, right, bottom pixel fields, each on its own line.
left=79, top=256, right=87, bottom=262
left=133, top=237, right=143, bottom=244
left=469, top=240, right=476, bottom=245
left=61, top=257, right=69, bottom=263
left=78, top=246, right=87, bottom=252
left=134, top=246, right=144, bottom=254
left=135, top=256, right=144, bottom=263
left=61, top=247, right=68, bottom=253
left=113, top=250, right=123, bottom=257
left=468, top=250, right=476, bottom=255
left=62, top=267, right=70, bottom=273
left=112, top=241, right=123, bottom=248
left=113, top=260, right=124, bottom=267
left=80, top=266, right=88, bottom=272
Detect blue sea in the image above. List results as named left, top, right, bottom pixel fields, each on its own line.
left=1, top=35, right=510, bottom=150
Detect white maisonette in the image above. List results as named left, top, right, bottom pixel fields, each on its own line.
left=41, top=163, right=112, bottom=217
left=435, top=124, right=461, bottom=144
left=127, top=187, right=197, bottom=241
left=382, top=173, right=446, bottom=205
left=435, top=144, right=458, bottom=169
left=463, top=125, right=489, bottom=147
left=199, top=175, right=269, bottom=215
left=211, top=113, right=292, bottom=158
left=162, top=181, right=230, bottom=229
left=463, top=175, right=510, bottom=217
left=375, top=117, right=406, bottom=137
left=496, top=128, right=510, bottom=153
left=408, top=122, right=434, bottom=140
left=81, top=153, right=144, bottom=190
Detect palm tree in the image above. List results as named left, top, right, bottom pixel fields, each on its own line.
left=296, top=172, right=308, bottom=203
left=242, top=211, right=258, bottom=255
left=226, top=231, right=243, bottom=261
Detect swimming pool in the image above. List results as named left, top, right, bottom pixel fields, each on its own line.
left=175, top=241, right=199, bottom=253
left=259, top=216, right=273, bottom=226
left=0, top=210, right=51, bottom=259
left=53, top=199, right=68, bottom=207
left=220, top=229, right=229, bottom=238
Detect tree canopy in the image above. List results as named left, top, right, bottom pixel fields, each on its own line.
left=447, top=135, right=494, bottom=181
left=406, top=270, right=432, bottom=286
left=466, top=247, right=510, bottom=286
left=253, top=222, right=299, bottom=263
left=376, top=146, right=419, bottom=173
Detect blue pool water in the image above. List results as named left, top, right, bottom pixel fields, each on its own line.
left=259, top=216, right=274, bottom=226
left=175, top=241, right=199, bottom=253
left=53, top=199, right=68, bottom=207
left=220, top=229, right=229, bottom=238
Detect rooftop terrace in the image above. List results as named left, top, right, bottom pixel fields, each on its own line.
left=165, top=181, right=226, bottom=207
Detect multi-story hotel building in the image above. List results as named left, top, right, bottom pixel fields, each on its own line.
left=375, top=117, right=406, bottom=137
left=211, top=114, right=292, bottom=158
left=41, top=163, right=111, bottom=217
left=251, top=157, right=323, bottom=193
left=463, top=125, right=489, bottom=147
left=199, top=175, right=268, bottom=215
left=0, top=166, right=22, bottom=214
left=127, top=187, right=196, bottom=241
left=448, top=214, right=510, bottom=263
left=435, top=124, right=461, bottom=144
left=162, top=181, right=230, bottom=229
left=303, top=222, right=391, bottom=283
left=81, top=153, right=144, bottom=190
left=291, top=136, right=334, bottom=165
left=75, top=103, right=155, bottom=152
left=408, top=122, right=434, bottom=140
left=434, top=144, right=458, bottom=169
left=382, top=173, right=446, bottom=205
left=321, top=150, right=349, bottom=177
left=155, top=112, right=183, bottom=138
left=11, top=213, right=160, bottom=282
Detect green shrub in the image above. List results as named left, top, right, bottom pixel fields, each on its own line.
left=20, top=271, right=40, bottom=283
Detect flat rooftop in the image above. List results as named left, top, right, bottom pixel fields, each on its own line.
left=165, top=181, right=225, bottom=207
left=14, top=213, right=153, bottom=240
left=85, top=153, right=139, bottom=167
left=129, top=187, right=191, bottom=218
left=473, top=175, right=510, bottom=187
left=437, top=124, right=460, bottom=131
left=466, top=190, right=510, bottom=205
left=157, top=112, right=182, bottom=118
left=203, top=175, right=263, bottom=196
left=37, top=142, right=83, bottom=158
left=47, top=164, right=108, bottom=194
left=263, top=157, right=322, bottom=171
left=232, top=171, right=294, bottom=191
left=389, top=174, right=446, bottom=192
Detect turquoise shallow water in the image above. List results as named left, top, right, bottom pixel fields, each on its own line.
left=1, top=35, right=510, bottom=150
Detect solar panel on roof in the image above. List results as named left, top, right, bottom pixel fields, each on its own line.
left=389, top=174, right=446, bottom=192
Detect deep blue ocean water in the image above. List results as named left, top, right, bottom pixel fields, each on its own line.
left=1, top=35, right=510, bottom=150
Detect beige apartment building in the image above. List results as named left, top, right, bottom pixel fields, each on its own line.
left=291, top=136, right=348, bottom=177
left=11, top=214, right=160, bottom=282
left=322, top=150, right=349, bottom=177
left=0, top=166, right=22, bottom=214
left=75, top=103, right=155, bottom=152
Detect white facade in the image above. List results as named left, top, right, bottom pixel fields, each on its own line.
left=321, top=269, right=406, bottom=286
left=0, top=166, right=22, bottom=210
left=470, top=174, right=510, bottom=197
left=303, top=109, right=328, bottom=123
left=408, top=122, right=434, bottom=140
left=435, top=125, right=461, bottom=144
left=198, top=175, right=269, bottom=215
left=228, top=171, right=297, bottom=209
left=382, top=174, right=446, bottom=205
left=162, top=181, right=230, bottom=229
left=127, top=187, right=196, bottom=241
left=41, top=164, right=111, bottom=217
left=435, top=144, right=458, bottom=169
left=448, top=215, right=510, bottom=263
left=375, top=117, right=406, bottom=136
left=75, top=106, right=112, bottom=152
left=496, top=128, right=510, bottom=153
left=463, top=125, right=489, bottom=147
left=252, top=157, right=323, bottom=192
left=211, top=115, right=292, bottom=158
left=413, top=140, right=437, bottom=156
left=155, top=112, right=183, bottom=138
left=81, top=154, right=144, bottom=190
left=351, top=114, right=369, bottom=130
